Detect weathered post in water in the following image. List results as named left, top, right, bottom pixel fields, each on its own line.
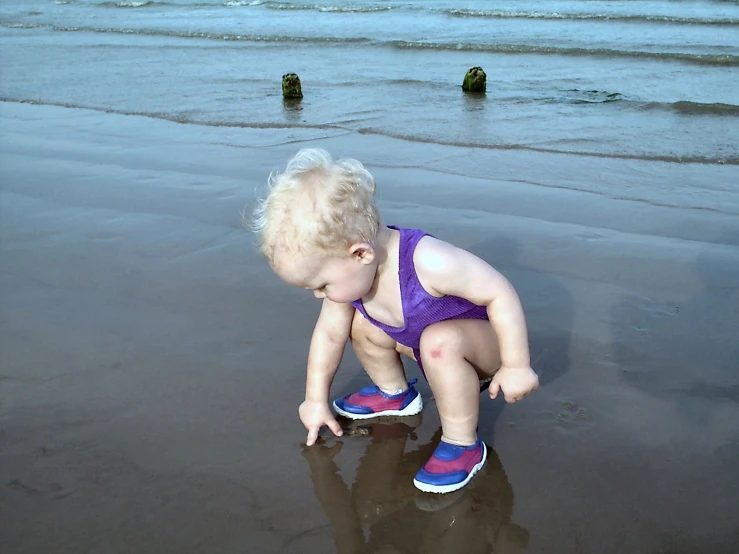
left=462, top=67, right=486, bottom=93
left=282, top=73, right=303, bottom=99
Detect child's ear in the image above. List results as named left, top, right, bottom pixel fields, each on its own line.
left=348, top=243, right=375, bottom=264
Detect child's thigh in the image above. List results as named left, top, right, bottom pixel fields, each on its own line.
left=351, top=309, right=415, bottom=359
left=419, top=319, right=501, bottom=376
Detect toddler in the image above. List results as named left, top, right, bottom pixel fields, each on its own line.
left=253, top=148, right=539, bottom=494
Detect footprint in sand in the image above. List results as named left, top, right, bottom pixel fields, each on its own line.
left=556, top=401, right=590, bottom=426
left=534, top=400, right=592, bottom=432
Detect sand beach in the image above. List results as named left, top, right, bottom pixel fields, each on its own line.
left=2, top=0, right=739, bottom=551
left=2, top=101, right=738, bottom=553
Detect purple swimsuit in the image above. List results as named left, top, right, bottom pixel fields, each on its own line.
left=351, top=226, right=489, bottom=375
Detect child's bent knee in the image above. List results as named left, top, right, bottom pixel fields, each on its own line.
left=419, top=321, right=466, bottom=355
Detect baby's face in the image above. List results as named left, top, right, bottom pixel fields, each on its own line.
left=275, top=248, right=377, bottom=304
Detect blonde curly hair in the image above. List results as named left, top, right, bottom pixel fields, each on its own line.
left=252, top=148, right=381, bottom=266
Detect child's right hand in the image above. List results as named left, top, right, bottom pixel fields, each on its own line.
left=299, top=400, right=344, bottom=446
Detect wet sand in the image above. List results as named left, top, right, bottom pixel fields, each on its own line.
left=1, top=102, right=738, bottom=553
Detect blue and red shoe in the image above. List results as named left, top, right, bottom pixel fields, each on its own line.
left=413, top=438, right=487, bottom=494
left=333, top=378, right=423, bottom=420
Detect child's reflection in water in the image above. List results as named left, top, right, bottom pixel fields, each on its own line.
left=302, top=416, right=530, bottom=554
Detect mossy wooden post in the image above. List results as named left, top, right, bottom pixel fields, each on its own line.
left=462, top=67, right=486, bottom=93
left=282, top=73, right=303, bottom=99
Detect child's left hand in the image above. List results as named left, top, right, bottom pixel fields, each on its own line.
left=488, top=366, right=539, bottom=403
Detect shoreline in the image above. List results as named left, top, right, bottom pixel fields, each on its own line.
left=3, top=98, right=739, bottom=169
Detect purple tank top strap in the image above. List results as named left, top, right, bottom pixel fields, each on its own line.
left=394, top=226, right=431, bottom=315
left=395, top=226, right=428, bottom=269
left=351, top=226, right=429, bottom=327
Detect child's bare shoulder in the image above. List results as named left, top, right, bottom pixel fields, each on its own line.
left=413, top=235, right=466, bottom=273
left=411, top=236, right=469, bottom=297
left=413, top=234, right=506, bottom=299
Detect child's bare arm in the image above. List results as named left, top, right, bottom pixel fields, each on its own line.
left=305, top=298, right=355, bottom=402
left=415, top=238, right=539, bottom=403
left=301, top=298, right=354, bottom=445
left=415, top=238, right=530, bottom=368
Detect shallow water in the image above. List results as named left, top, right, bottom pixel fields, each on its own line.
left=2, top=0, right=739, bottom=164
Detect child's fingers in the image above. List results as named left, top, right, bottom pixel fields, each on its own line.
left=306, top=426, right=319, bottom=446
left=489, top=381, right=500, bottom=400
left=326, top=418, right=344, bottom=438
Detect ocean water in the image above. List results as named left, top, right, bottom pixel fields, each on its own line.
left=1, top=0, right=738, bottom=166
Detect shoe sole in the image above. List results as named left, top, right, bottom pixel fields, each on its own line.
left=332, top=393, right=423, bottom=420
left=413, top=442, right=487, bottom=494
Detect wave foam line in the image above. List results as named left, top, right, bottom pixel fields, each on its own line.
left=444, top=9, right=739, bottom=27
left=356, top=127, right=737, bottom=167
left=644, top=100, right=739, bottom=116
left=392, top=41, right=739, bottom=67
left=91, top=0, right=395, bottom=11
left=0, top=21, right=373, bottom=44
left=2, top=98, right=734, bottom=167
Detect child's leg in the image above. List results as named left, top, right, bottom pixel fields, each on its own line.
left=349, top=309, right=413, bottom=392
left=419, top=319, right=501, bottom=446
